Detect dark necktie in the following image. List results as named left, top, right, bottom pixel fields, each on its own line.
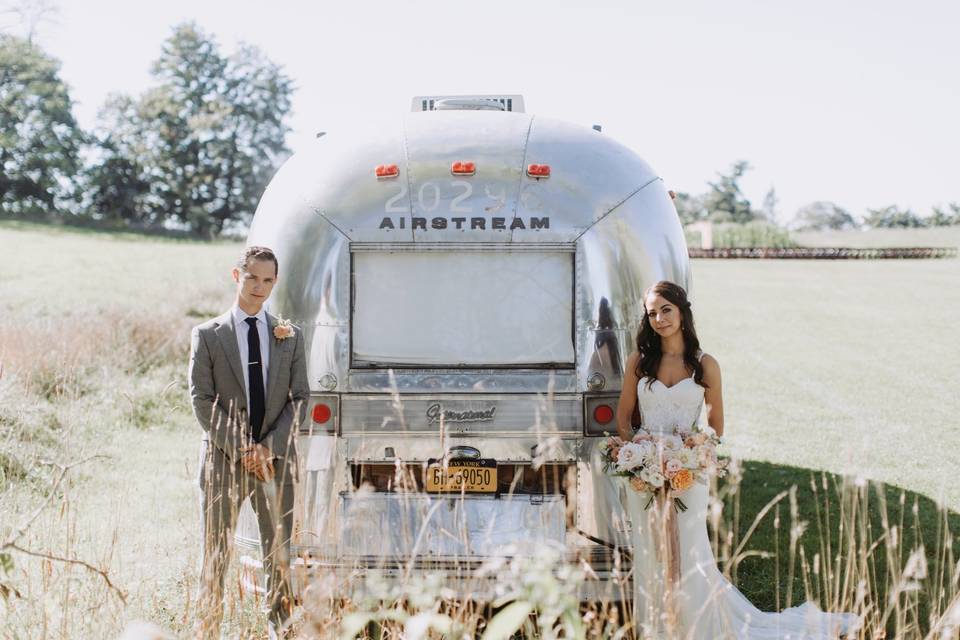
left=245, top=317, right=265, bottom=442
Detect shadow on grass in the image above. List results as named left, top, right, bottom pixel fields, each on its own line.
left=719, top=458, right=960, bottom=621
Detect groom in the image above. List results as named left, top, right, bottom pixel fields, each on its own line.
left=189, top=246, right=308, bottom=639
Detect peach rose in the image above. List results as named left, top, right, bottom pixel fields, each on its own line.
left=274, top=322, right=295, bottom=340
left=629, top=476, right=649, bottom=493
left=632, top=432, right=653, bottom=443
left=670, top=469, right=695, bottom=493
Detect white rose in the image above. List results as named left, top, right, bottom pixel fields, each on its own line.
left=635, top=441, right=655, bottom=463
left=660, top=434, right=683, bottom=451
left=640, top=466, right=665, bottom=488
left=616, top=443, right=648, bottom=472
left=677, top=448, right=698, bottom=469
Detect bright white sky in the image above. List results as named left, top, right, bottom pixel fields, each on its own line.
left=8, top=0, right=960, bottom=223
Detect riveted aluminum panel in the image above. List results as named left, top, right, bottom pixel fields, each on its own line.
left=403, top=110, right=532, bottom=243
left=517, top=117, right=659, bottom=241
left=345, top=369, right=579, bottom=394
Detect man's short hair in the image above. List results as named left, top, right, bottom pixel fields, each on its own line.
left=237, top=246, right=279, bottom=276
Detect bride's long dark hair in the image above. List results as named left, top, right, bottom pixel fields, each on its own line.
left=635, top=281, right=707, bottom=389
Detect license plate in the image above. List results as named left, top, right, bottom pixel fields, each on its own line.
left=425, top=458, right=497, bottom=493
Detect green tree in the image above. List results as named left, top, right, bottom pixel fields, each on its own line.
left=791, top=201, right=859, bottom=231
left=761, top=187, right=778, bottom=223
left=672, top=191, right=707, bottom=225
left=83, top=94, right=154, bottom=226
left=864, top=205, right=926, bottom=229
left=0, top=34, right=83, bottom=216
left=145, top=23, right=293, bottom=236
left=928, top=203, right=960, bottom=227
left=702, top=160, right=758, bottom=223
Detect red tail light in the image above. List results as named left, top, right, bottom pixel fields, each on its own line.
left=375, top=164, right=399, bottom=178
left=312, top=403, right=332, bottom=424
left=593, top=404, right=614, bottom=425
left=526, top=164, right=551, bottom=178
left=451, top=161, right=476, bottom=176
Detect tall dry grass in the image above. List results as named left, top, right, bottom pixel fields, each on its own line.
left=3, top=311, right=960, bottom=639
left=3, top=312, right=960, bottom=638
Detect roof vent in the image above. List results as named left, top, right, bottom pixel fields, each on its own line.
left=412, top=95, right=525, bottom=113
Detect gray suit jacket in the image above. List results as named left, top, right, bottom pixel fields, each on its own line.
left=189, top=310, right=309, bottom=484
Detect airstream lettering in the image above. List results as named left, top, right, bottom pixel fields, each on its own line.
left=239, top=94, right=691, bottom=600
left=378, top=215, right=549, bottom=230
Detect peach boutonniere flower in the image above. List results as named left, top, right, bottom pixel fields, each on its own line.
left=273, top=318, right=295, bottom=341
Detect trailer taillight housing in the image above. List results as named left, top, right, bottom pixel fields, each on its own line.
left=584, top=392, right=620, bottom=437
left=301, top=395, right=339, bottom=435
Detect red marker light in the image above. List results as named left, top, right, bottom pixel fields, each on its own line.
left=526, top=164, right=551, bottom=178
left=375, top=164, right=399, bottom=178
left=451, top=161, right=476, bottom=176
left=312, top=403, right=332, bottom=424
left=593, top=404, right=614, bottom=425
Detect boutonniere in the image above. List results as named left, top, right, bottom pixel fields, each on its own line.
left=273, top=318, right=295, bottom=341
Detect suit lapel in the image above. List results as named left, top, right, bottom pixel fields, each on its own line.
left=265, top=313, right=281, bottom=410
left=214, top=311, right=247, bottom=394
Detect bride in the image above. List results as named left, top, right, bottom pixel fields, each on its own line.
left=613, top=281, right=859, bottom=639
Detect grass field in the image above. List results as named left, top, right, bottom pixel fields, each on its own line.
left=1, top=221, right=958, bottom=638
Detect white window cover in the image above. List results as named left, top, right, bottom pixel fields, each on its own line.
left=353, top=251, right=574, bottom=367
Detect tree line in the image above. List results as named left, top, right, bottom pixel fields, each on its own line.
left=3, top=24, right=957, bottom=237
left=674, top=161, right=960, bottom=231
left=1, top=23, right=293, bottom=237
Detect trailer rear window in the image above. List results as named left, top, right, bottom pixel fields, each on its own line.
left=352, top=250, right=574, bottom=368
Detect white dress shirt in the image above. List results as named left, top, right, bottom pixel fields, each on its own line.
left=231, top=305, right=270, bottom=411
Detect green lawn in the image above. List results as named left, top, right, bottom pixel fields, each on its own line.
left=1, top=222, right=958, bottom=636
left=691, top=258, right=960, bottom=509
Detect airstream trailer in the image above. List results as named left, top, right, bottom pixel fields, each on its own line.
left=237, top=95, right=692, bottom=600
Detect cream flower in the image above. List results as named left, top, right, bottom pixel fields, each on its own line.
left=616, top=443, right=647, bottom=472
left=677, top=448, right=698, bottom=469
left=660, top=434, right=684, bottom=451
left=640, top=466, right=665, bottom=488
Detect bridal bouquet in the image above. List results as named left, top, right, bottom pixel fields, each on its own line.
left=599, top=426, right=726, bottom=511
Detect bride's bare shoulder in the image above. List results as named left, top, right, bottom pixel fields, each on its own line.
left=699, top=352, right=721, bottom=374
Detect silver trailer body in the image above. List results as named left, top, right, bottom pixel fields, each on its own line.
left=238, top=97, right=691, bottom=599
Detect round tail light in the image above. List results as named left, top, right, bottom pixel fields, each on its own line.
left=312, top=403, right=332, bottom=424
left=593, top=404, right=614, bottom=425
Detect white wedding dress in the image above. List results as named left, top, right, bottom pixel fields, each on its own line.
left=623, top=373, right=860, bottom=639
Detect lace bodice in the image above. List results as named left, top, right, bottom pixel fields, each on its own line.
left=636, top=376, right=705, bottom=435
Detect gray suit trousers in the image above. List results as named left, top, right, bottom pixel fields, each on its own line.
left=194, top=441, right=295, bottom=638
